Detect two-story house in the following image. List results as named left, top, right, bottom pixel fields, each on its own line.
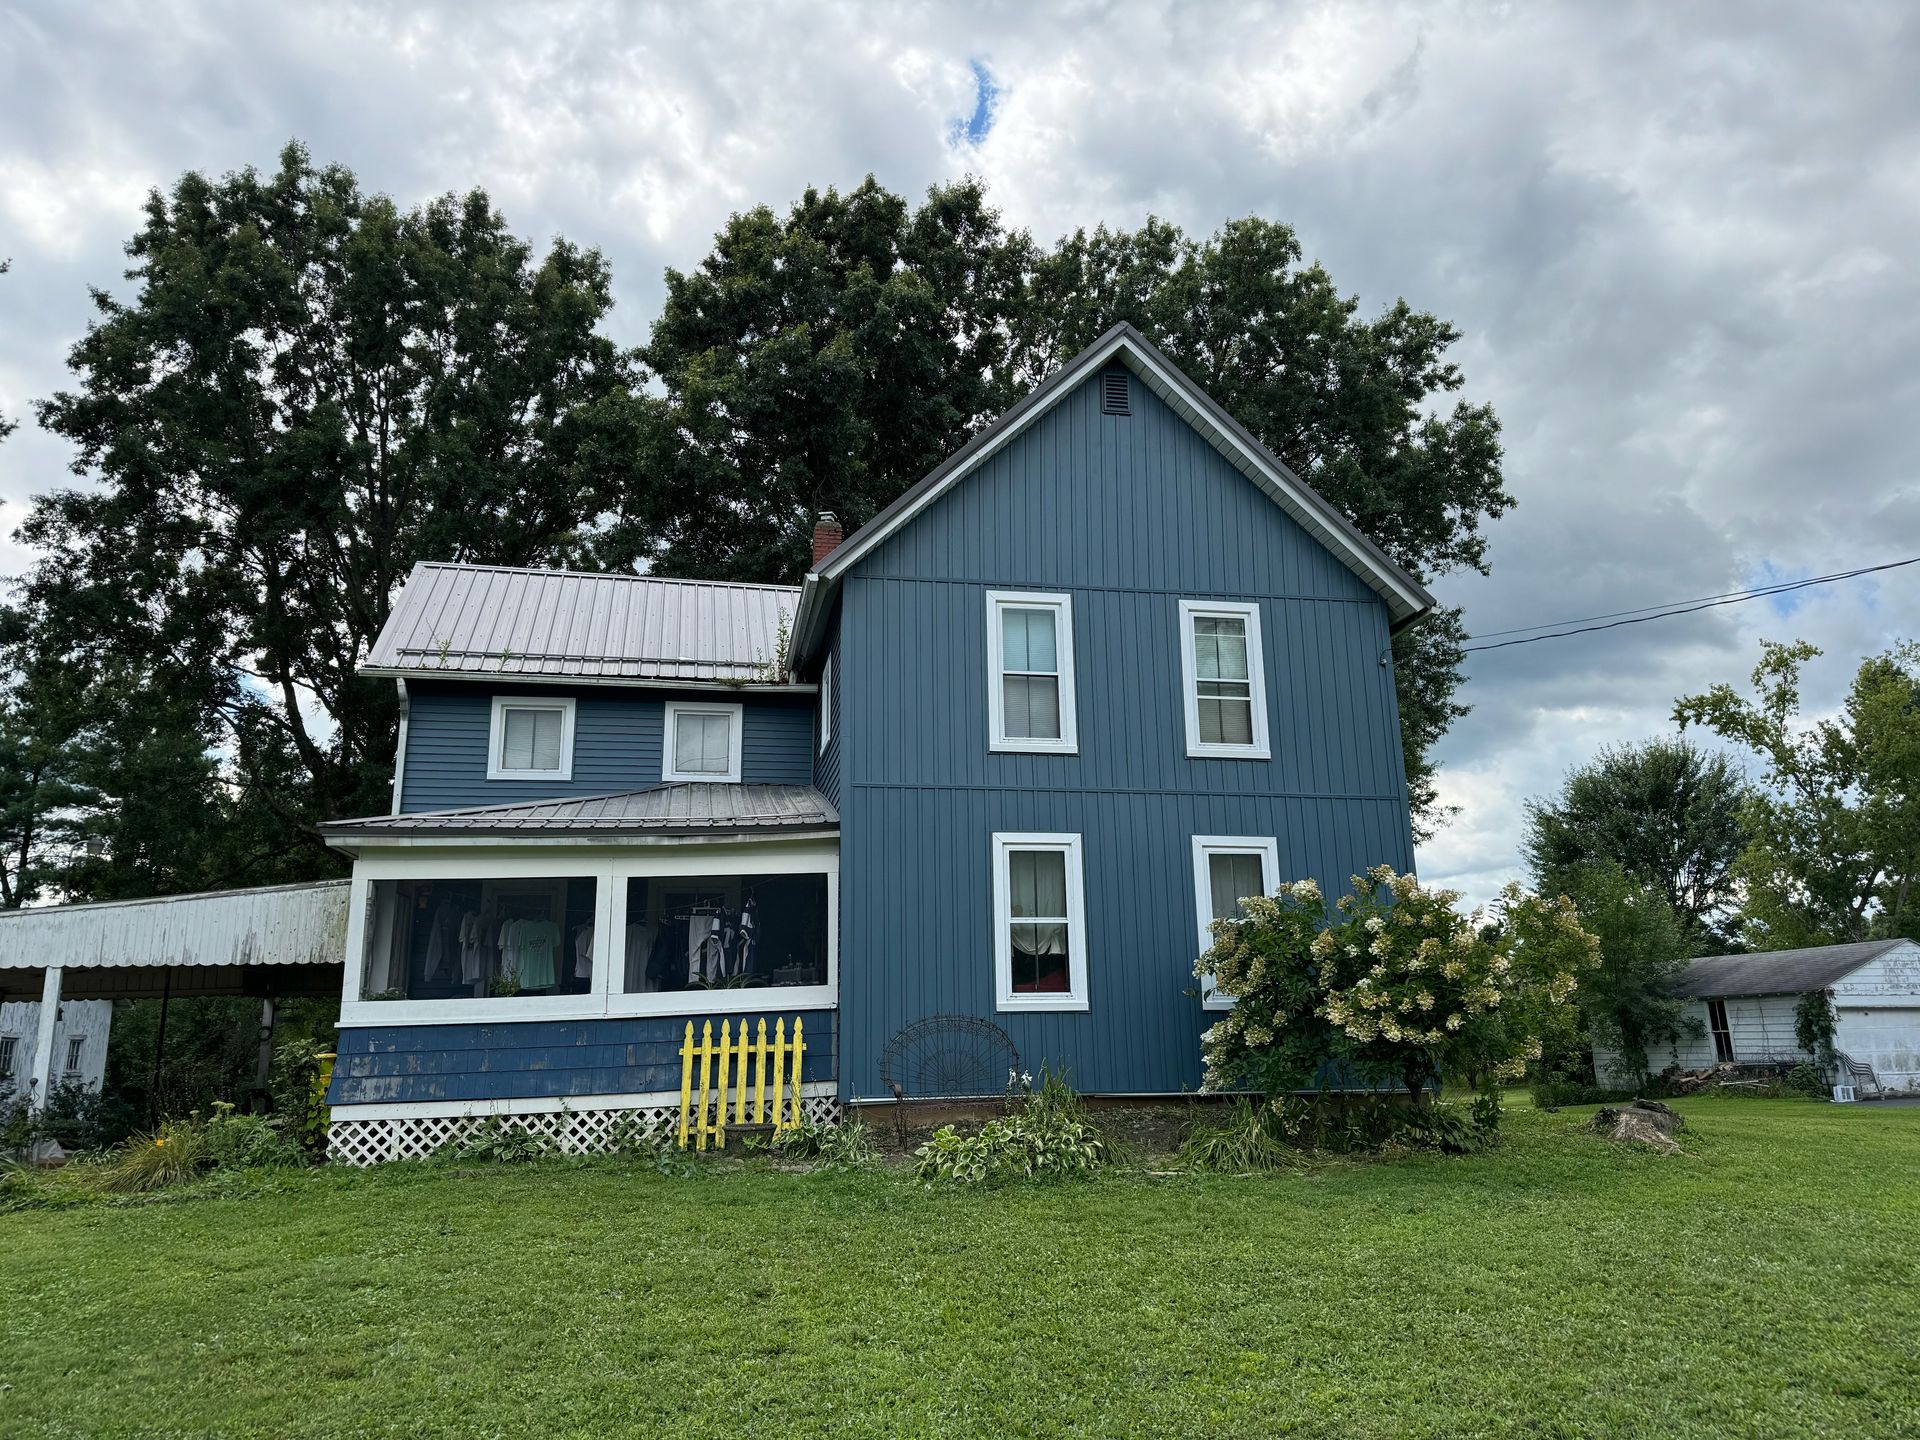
left=318, top=323, right=1433, bottom=1159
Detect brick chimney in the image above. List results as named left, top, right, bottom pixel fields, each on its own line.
left=811, top=511, right=844, bottom=568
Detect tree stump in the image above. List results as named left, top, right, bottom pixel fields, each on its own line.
left=1586, top=1098, right=1685, bottom=1154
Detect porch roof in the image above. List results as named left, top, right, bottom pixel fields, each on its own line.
left=319, top=783, right=839, bottom=843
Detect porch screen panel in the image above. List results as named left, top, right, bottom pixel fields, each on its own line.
left=361, top=876, right=597, bottom=1001
left=621, top=872, right=829, bottom=995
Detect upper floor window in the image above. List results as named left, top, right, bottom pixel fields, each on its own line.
left=818, top=655, right=834, bottom=755
left=663, top=701, right=744, bottom=783
left=987, top=591, right=1078, bottom=754
left=1178, top=599, right=1270, bottom=759
left=488, top=697, right=576, bottom=781
left=992, top=832, right=1089, bottom=1011
left=1191, top=836, right=1279, bottom=1011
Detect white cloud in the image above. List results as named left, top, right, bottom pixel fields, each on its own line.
left=3, top=0, right=1917, bottom=906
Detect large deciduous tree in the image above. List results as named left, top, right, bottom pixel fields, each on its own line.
left=1675, top=641, right=1920, bottom=948
left=643, top=204, right=1512, bottom=832
left=21, top=143, right=652, bottom=878
left=1522, top=737, right=1751, bottom=950
left=1552, top=862, right=1701, bottom=1084
left=630, top=177, right=1033, bottom=581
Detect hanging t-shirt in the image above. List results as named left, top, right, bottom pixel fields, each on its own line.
left=573, top=925, right=594, bottom=980
left=510, top=918, right=561, bottom=990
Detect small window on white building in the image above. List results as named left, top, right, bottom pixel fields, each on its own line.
left=987, top=591, right=1078, bottom=753
left=1178, top=599, right=1270, bottom=759
left=663, top=702, right=744, bottom=783
left=0, top=1035, right=17, bottom=1075
left=818, top=655, right=834, bottom=755
left=63, top=1036, right=85, bottom=1081
left=487, top=697, right=576, bottom=781
left=1707, top=998, right=1735, bottom=1063
left=992, top=833, right=1089, bottom=1011
left=1192, top=837, right=1279, bottom=1010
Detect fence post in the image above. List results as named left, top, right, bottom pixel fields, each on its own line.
left=678, top=1021, right=695, bottom=1149
left=715, top=1020, right=733, bottom=1150
left=770, top=1017, right=787, bottom=1134
left=788, top=1016, right=805, bottom=1131
left=695, top=1020, right=715, bottom=1152
left=754, top=1018, right=769, bottom=1124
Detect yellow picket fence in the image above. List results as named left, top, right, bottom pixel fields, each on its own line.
left=677, top=1016, right=806, bottom=1150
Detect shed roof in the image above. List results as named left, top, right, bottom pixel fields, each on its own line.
left=320, top=784, right=838, bottom=843
left=0, top=880, right=349, bottom=972
left=362, top=564, right=801, bottom=685
left=1676, top=939, right=1910, bottom=998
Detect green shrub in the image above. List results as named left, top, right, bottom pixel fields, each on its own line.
left=269, top=1039, right=332, bottom=1159
left=753, top=1115, right=878, bottom=1169
left=437, top=1116, right=556, bottom=1164
left=100, top=1118, right=212, bottom=1192
left=1177, top=1098, right=1299, bottom=1173
left=914, top=1068, right=1110, bottom=1185
left=1530, top=1077, right=1638, bottom=1109
left=1784, top=1063, right=1828, bottom=1098
left=202, top=1103, right=306, bottom=1169
left=606, top=1115, right=698, bottom=1176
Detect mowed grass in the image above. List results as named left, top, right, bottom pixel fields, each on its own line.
left=1, top=1099, right=1916, bottom=1439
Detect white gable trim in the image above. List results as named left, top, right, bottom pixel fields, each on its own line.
left=812, top=330, right=1432, bottom=622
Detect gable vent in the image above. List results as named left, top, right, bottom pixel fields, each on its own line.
left=1101, top=370, right=1130, bottom=416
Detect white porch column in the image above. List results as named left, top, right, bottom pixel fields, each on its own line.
left=27, top=965, right=62, bottom=1108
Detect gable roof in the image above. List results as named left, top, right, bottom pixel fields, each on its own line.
left=320, top=783, right=837, bottom=846
left=1676, top=938, right=1911, bottom=998
left=362, top=563, right=801, bottom=687
left=789, top=321, right=1437, bottom=668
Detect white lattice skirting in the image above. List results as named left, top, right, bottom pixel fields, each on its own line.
left=327, top=1087, right=842, bottom=1166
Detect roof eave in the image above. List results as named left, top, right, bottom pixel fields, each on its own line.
left=356, top=665, right=816, bottom=694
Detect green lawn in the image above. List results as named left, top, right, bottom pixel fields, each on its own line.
left=2, top=1099, right=1916, bottom=1439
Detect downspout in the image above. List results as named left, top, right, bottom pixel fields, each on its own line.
left=389, top=678, right=410, bottom=815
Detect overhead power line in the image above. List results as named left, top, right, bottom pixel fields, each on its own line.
left=1459, top=556, right=1920, bottom=655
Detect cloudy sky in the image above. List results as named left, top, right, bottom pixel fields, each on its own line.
left=3, top=1, right=1918, bottom=904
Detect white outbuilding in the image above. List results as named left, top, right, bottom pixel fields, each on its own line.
left=1595, top=938, right=1920, bottom=1095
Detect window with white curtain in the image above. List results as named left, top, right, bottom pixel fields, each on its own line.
left=992, top=832, right=1089, bottom=1010
left=1178, top=600, right=1270, bottom=758
left=1191, top=836, right=1278, bottom=1010
left=487, top=697, right=576, bottom=780
left=987, top=591, right=1077, bottom=753
left=663, top=701, right=744, bottom=783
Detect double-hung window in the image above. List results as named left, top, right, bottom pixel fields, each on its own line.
left=991, top=832, right=1089, bottom=1011
left=1706, top=998, right=1735, bottom=1063
left=487, top=697, right=576, bottom=781
left=987, top=591, right=1077, bottom=753
left=663, top=701, right=744, bottom=783
left=0, top=1035, right=16, bottom=1075
left=1178, top=599, right=1270, bottom=759
left=1191, top=836, right=1279, bottom=1010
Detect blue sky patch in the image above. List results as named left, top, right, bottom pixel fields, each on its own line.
left=949, top=59, right=997, bottom=147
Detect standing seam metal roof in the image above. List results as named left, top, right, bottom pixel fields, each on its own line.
left=319, top=784, right=838, bottom=839
left=362, top=564, right=801, bottom=682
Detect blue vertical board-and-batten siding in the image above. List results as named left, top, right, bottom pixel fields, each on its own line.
left=399, top=681, right=816, bottom=812
left=327, top=1010, right=838, bottom=1106
left=833, top=368, right=1415, bottom=1099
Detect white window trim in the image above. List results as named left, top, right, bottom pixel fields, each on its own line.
left=335, top=839, right=839, bottom=1027
left=991, top=831, right=1089, bottom=1013
left=486, top=696, right=577, bottom=781
left=1178, top=598, right=1271, bottom=760
left=818, top=655, right=833, bottom=755
left=986, top=590, right=1078, bottom=754
left=662, top=701, right=745, bottom=783
left=1191, top=835, right=1280, bottom=1011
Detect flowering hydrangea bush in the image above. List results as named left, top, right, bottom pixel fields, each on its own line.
left=1198, top=865, right=1599, bottom=1101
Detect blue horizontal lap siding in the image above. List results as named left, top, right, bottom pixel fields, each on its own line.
left=399, top=682, right=815, bottom=812
left=327, top=1011, right=838, bottom=1106
left=836, top=369, right=1415, bottom=1099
